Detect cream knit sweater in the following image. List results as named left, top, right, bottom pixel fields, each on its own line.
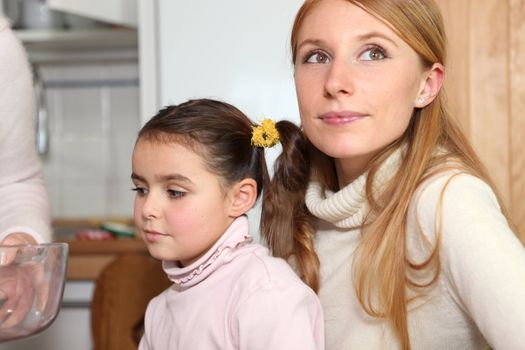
left=0, top=17, right=51, bottom=242
left=305, top=150, right=525, bottom=350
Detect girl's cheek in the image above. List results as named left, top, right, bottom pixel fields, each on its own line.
left=133, top=203, right=142, bottom=225
left=165, top=211, right=193, bottom=230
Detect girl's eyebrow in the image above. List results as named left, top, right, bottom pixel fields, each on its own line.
left=157, top=174, right=194, bottom=184
left=130, top=173, right=194, bottom=184
left=131, top=173, right=144, bottom=182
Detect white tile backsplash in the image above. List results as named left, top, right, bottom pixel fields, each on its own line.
left=105, top=62, right=139, bottom=79
left=106, top=178, right=135, bottom=217
left=61, top=88, right=106, bottom=135
left=60, top=180, right=109, bottom=217
left=54, top=64, right=106, bottom=81
left=41, top=60, right=140, bottom=219
left=106, top=135, right=137, bottom=180
left=53, top=138, right=110, bottom=181
left=108, top=87, right=141, bottom=136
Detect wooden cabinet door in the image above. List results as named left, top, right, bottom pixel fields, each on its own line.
left=437, top=0, right=525, bottom=242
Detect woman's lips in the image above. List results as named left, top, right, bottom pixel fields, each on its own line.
left=319, top=111, right=368, bottom=125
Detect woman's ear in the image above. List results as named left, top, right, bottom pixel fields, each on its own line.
left=227, top=178, right=257, bottom=218
left=415, top=62, right=445, bottom=108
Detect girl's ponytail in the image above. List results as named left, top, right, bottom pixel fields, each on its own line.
left=261, top=121, right=320, bottom=292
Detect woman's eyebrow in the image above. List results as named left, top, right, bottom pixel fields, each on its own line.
left=296, top=38, right=328, bottom=51
left=355, top=31, right=399, bottom=47
left=297, top=31, right=399, bottom=51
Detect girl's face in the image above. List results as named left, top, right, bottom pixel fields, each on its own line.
left=131, top=139, right=235, bottom=266
left=294, top=0, right=431, bottom=184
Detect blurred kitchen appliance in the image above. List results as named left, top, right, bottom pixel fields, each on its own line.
left=2, top=0, right=64, bottom=29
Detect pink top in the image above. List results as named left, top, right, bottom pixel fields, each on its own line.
left=139, top=216, right=324, bottom=350
left=0, top=17, right=51, bottom=243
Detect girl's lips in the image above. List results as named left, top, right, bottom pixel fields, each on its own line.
left=143, top=230, right=168, bottom=243
left=319, top=111, right=368, bottom=125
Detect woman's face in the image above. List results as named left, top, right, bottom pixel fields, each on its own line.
left=294, top=0, right=430, bottom=183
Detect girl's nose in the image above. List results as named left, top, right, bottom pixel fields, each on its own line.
left=141, top=194, right=161, bottom=220
left=323, top=59, right=355, bottom=98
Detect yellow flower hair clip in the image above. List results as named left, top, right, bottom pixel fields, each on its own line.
left=251, top=118, right=280, bottom=148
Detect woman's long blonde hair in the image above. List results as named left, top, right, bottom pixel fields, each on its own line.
left=262, top=0, right=504, bottom=349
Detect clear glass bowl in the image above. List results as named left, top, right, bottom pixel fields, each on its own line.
left=0, top=243, right=68, bottom=343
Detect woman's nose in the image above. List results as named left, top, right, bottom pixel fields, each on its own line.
left=323, top=59, right=355, bottom=98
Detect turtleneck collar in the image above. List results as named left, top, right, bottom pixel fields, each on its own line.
left=305, top=147, right=403, bottom=229
left=162, top=216, right=252, bottom=291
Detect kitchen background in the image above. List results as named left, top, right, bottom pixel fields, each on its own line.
left=0, top=0, right=524, bottom=349
left=2, top=0, right=140, bottom=220
left=38, top=58, right=139, bottom=219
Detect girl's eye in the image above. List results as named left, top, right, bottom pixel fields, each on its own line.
left=131, top=187, right=147, bottom=196
left=303, top=50, right=331, bottom=64
left=359, top=46, right=387, bottom=61
left=167, top=189, right=186, bottom=199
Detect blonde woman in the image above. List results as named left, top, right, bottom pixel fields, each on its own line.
left=261, top=0, right=525, bottom=349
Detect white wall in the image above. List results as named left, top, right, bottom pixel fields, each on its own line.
left=157, top=0, right=303, bottom=121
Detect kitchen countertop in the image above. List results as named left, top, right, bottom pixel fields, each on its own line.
left=65, top=238, right=147, bottom=254
left=52, top=218, right=150, bottom=280
left=58, top=238, right=149, bottom=280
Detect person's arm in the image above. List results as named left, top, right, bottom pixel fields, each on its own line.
left=0, top=17, right=51, bottom=245
left=417, top=173, right=525, bottom=350
left=234, top=282, right=325, bottom=350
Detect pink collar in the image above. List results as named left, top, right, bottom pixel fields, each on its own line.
left=162, top=216, right=252, bottom=290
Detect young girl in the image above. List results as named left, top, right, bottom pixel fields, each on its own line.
left=132, top=98, right=324, bottom=350
left=261, top=0, right=525, bottom=349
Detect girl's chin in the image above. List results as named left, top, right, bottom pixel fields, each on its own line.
left=146, top=247, right=177, bottom=262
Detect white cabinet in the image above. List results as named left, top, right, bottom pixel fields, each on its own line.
left=48, top=0, right=137, bottom=28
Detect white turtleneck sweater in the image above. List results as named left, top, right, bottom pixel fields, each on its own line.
left=305, top=150, right=525, bottom=350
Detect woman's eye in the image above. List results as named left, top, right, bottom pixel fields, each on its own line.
left=304, top=50, right=331, bottom=64
left=360, top=46, right=387, bottom=61
left=167, top=189, right=185, bottom=199
left=131, top=187, right=147, bottom=196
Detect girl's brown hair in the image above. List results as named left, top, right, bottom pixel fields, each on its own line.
left=138, top=99, right=278, bottom=198
left=139, top=98, right=305, bottom=223
left=263, top=1, right=503, bottom=349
